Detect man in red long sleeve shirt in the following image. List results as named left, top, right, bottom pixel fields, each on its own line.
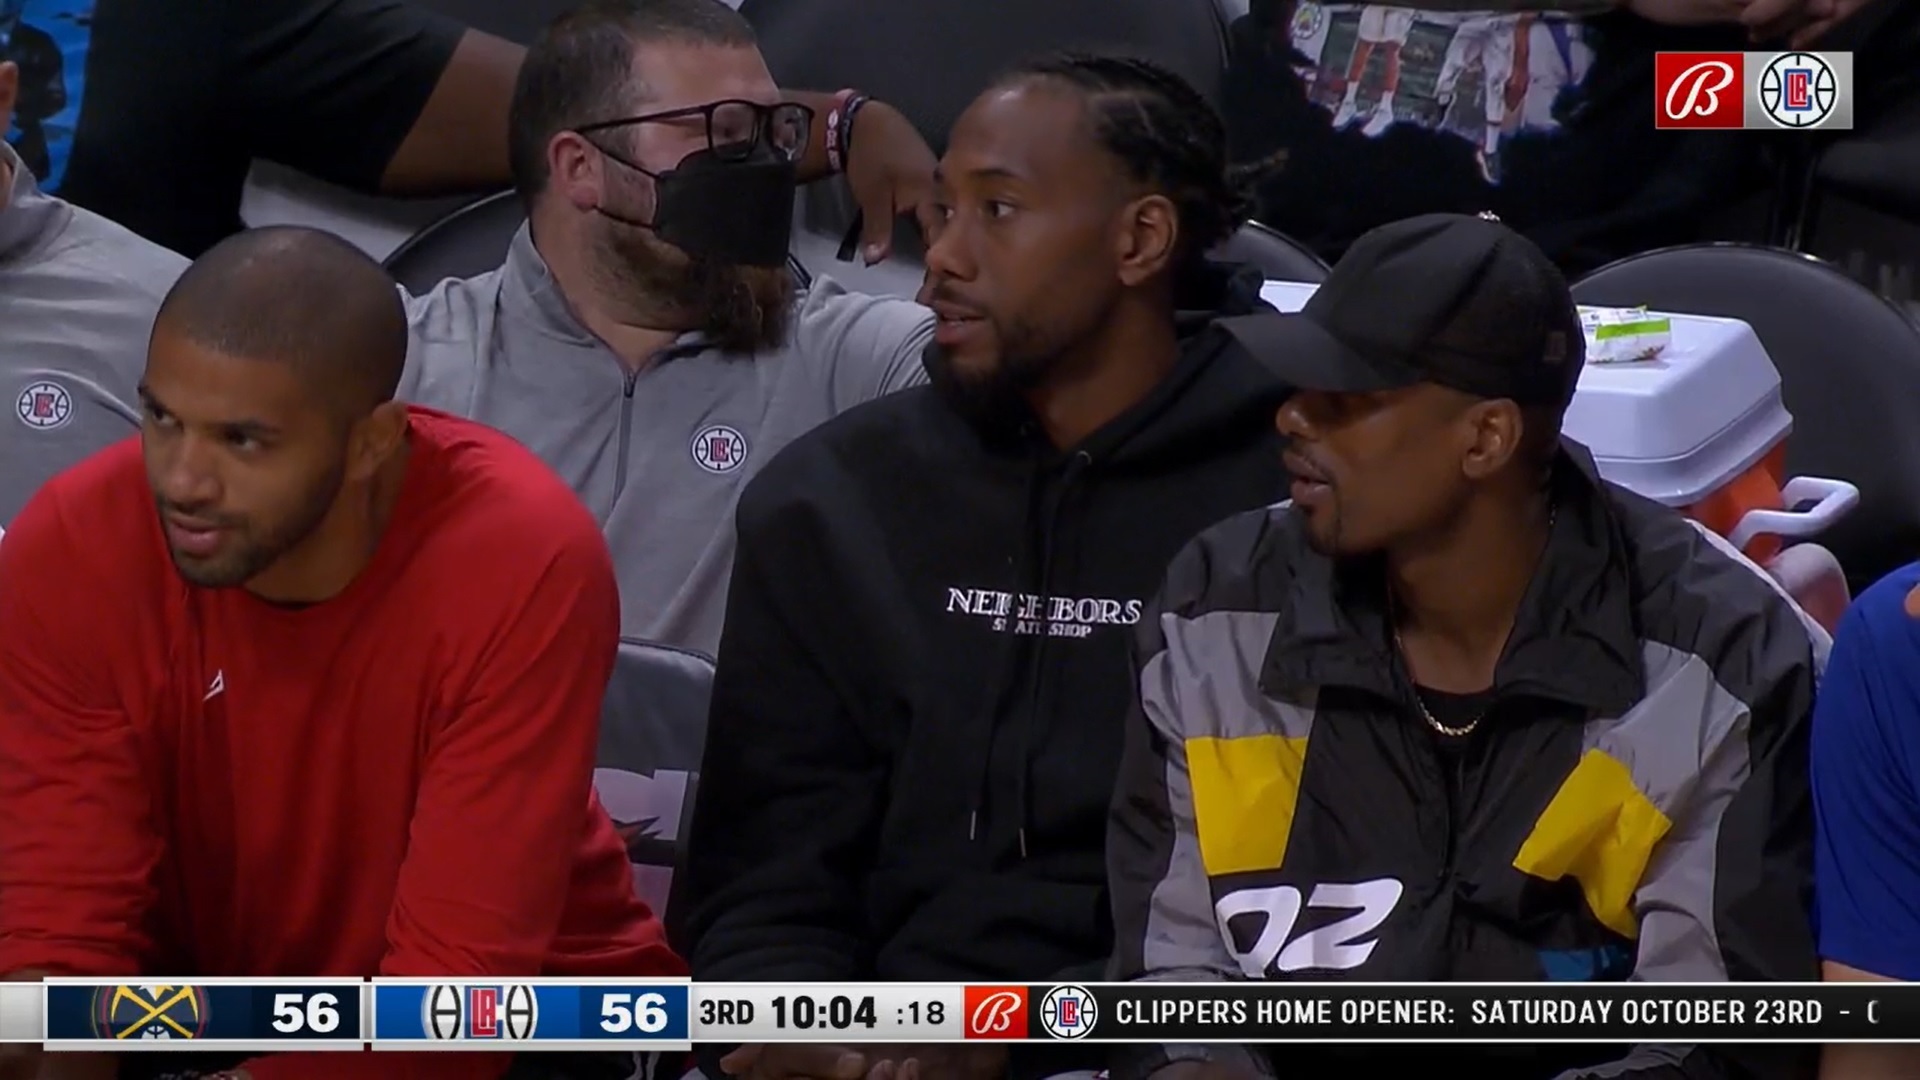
left=0, top=225, right=683, bottom=1080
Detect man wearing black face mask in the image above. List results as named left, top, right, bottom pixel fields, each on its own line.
left=400, top=0, right=937, bottom=657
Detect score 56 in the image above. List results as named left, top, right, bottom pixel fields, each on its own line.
left=600, top=991, right=670, bottom=1034
left=271, top=992, right=342, bottom=1034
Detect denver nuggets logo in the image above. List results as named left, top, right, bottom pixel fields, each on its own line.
left=91, top=985, right=210, bottom=1039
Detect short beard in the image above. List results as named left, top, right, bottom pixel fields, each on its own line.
left=156, top=455, right=345, bottom=589
left=922, top=336, right=1058, bottom=439
left=593, top=223, right=794, bottom=355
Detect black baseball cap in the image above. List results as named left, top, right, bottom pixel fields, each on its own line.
left=1233, top=213, right=1584, bottom=407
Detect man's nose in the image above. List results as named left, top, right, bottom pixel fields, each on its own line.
left=1274, top=389, right=1328, bottom=441
left=153, top=436, right=223, bottom=510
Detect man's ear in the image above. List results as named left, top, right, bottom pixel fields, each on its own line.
left=0, top=62, right=18, bottom=139
left=347, top=399, right=410, bottom=483
left=1459, top=398, right=1523, bottom=481
left=1115, top=192, right=1178, bottom=288
left=549, top=130, right=611, bottom=214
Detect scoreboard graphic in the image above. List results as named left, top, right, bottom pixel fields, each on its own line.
left=13, top=980, right=1920, bottom=1049
left=372, top=979, right=691, bottom=1050
left=43, top=979, right=366, bottom=1052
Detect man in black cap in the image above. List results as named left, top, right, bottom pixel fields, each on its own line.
left=1106, top=213, right=1822, bottom=1080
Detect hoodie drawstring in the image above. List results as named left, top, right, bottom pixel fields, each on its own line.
left=966, top=460, right=1049, bottom=844
left=973, top=451, right=1091, bottom=859
left=1009, top=452, right=1090, bottom=858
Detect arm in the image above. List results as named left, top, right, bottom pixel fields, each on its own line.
left=1805, top=576, right=1920, bottom=1080
left=0, top=489, right=160, bottom=978
left=786, top=92, right=936, bottom=265
left=798, top=286, right=934, bottom=411
left=238, top=523, right=623, bottom=1080
left=1558, top=593, right=1820, bottom=1080
left=1108, top=558, right=1272, bottom=1080
left=672, top=472, right=885, bottom=981
left=225, top=0, right=519, bottom=196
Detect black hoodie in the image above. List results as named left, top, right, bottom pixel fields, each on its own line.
left=674, top=265, right=1291, bottom=983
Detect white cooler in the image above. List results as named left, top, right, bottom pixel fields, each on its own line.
left=1256, top=280, right=1858, bottom=628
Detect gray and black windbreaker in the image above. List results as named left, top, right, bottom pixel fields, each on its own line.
left=1109, top=448, right=1825, bottom=1080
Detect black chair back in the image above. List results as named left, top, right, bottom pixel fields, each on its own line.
left=594, top=639, right=717, bottom=920
left=743, top=0, right=1230, bottom=246
left=382, top=191, right=525, bottom=294
left=1211, top=221, right=1330, bottom=282
left=1573, top=243, right=1920, bottom=588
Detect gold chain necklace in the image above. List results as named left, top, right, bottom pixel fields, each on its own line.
left=1391, top=506, right=1556, bottom=740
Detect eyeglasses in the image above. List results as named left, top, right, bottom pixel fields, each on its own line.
left=575, top=99, right=815, bottom=163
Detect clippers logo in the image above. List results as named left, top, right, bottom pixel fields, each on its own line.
left=16, top=380, right=72, bottom=430
left=464, top=985, right=539, bottom=1039
left=1037, top=984, right=1097, bottom=1040
left=963, top=986, right=1028, bottom=1039
left=469, top=987, right=500, bottom=1038
left=1654, top=51, right=1853, bottom=130
left=691, top=424, right=749, bottom=474
left=1757, top=51, right=1838, bottom=128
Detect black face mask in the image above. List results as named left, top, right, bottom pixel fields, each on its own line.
left=593, top=141, right=797, bottom=268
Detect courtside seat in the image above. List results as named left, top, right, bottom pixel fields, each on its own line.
left=381, top=191, right=523, bottom=294
left=593, top=638, right=716, bottom=919
left=1213, top=220, right=1330, bottom=283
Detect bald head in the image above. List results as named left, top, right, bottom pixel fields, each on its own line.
left=156, top=226, right=408, bottom=418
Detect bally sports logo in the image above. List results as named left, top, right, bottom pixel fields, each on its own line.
left=963, top=986, right=1028, bottom=1039
left=423, top=984, right=539, bottom=1040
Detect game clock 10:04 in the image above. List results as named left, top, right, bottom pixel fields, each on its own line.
left=700, top=994, right=880, bottom=1030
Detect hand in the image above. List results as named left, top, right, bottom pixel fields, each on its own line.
left=1782, top=0, right=1873, bottom=45
left=861, top=1045, right=1009, bottom=1080
left=1622, top=0, right=1749, bottom=26
left=1737, top=0, right=1825, bottom=39
left=840, top=101, right=937, bottom=266
left=719, top=1044, right=872, bottom=1080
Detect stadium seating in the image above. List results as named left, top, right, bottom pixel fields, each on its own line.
left=381, top=191, right=524, bottom=294
left=740, top=0, right=1232, bottom=261
left=1213, top=220, right=1331, bottom=283
left=592, top=639, right=716, bottom=918
left=1572, top=243, right=1920, bottom=591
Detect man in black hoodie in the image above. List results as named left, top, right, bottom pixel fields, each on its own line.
left=675, top=52, right=1290, bottom=1080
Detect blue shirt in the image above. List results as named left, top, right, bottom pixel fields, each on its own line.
left=1814, top=561, right=1920, bottom=977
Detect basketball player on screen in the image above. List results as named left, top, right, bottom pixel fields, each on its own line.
left=0, top=227, right=681, bottom=1080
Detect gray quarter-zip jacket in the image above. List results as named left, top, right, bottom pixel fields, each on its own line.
left=399, top=225, right=933, bottom=655
left=0, top=142, right=186, bottom=525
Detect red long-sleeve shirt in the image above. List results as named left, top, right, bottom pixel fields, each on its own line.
left=0, top=408, right=684, bottom=1078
